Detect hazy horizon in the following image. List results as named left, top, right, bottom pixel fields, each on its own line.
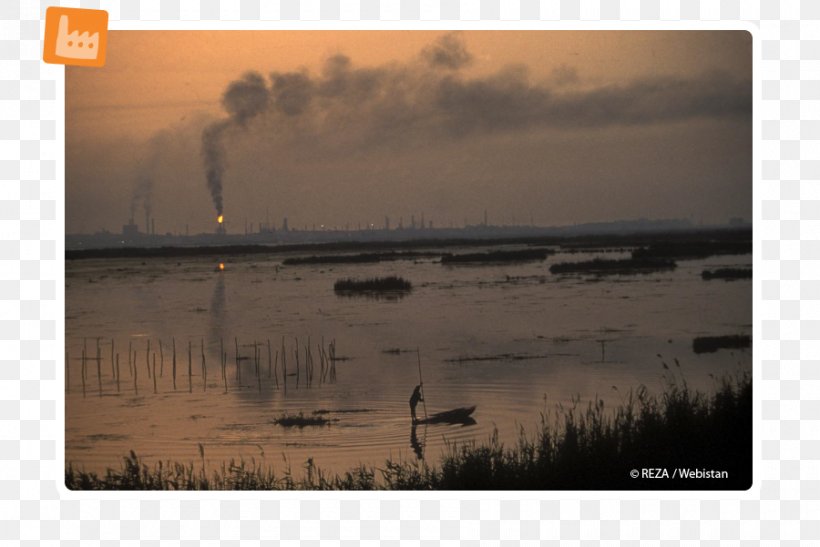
left=67, top=30, right=752, bottom=235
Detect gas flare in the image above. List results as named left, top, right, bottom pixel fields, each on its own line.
left=217, top=215, right=224, bottom=224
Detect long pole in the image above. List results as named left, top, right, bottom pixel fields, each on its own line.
left=416, top=348, right=428, bottom=421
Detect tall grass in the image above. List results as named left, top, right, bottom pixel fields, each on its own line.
left=66, top=370, right=751, bottom=490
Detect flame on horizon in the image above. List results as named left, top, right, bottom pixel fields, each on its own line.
left=217, top=214, right=224, bottom=224
left=218, top=262, right=225, bottom=271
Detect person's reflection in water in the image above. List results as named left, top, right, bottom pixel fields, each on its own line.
left=410, top=423, right=425, bottom=460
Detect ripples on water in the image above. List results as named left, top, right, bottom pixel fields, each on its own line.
left=66, top=247, right=751, bottom=476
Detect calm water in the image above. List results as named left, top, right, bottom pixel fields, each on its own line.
left=65, top=244, right=752, bottom=477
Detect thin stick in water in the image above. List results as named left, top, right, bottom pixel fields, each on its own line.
left=295, top=338, right=300, bottom=388
left=96, top=339, right=102, bottom=397
left=188, top=340, right=192, bottom=394
left=220, top=338, right=226, bottom=389
left=235, top=337, right=240, bottom=385
left=81, top=346, right=86, bottom=398
left=172, top=337, right=177, bottom=390
left=222, top=351, right=228, bottom=394
left=201, top=339, right=206, bottom=392
left=318, top=343, right=325, bottom=384
left=273, top=350, right=279, bottom=388
left=255, top=342, right=261, bottom=393
left=152, top=353, right=157, bottom=394
left=330, top=340, right=337, bottom=383
left=417, top=348, right=428, bottom=421
left=133, top=350, right=138, bottom=394
left=267, top=339, right=272, bottom=379
left=281, top=337, right=287, bottom=392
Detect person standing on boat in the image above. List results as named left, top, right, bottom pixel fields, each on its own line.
left=409, top=384, right=424, bottom=423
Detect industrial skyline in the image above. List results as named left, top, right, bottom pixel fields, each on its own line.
left=67, top=30, right=752, bottom=236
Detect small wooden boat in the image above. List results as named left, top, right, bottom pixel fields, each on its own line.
left=414, top=406, right=476, bottom=425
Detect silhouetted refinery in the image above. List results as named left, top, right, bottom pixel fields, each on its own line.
left=66, top=217, right=750, bottom=257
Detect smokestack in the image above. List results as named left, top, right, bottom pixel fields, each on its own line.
left=151, top=218, right=155, bottom=236
left=145, top=210, right=149, bottom=235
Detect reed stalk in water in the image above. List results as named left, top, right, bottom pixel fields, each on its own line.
left=201, top=339, right=206, bottom=393
left=188, top=341, right=192, bottom=394
left=81, top=346, right=86, bottom=397
left=172, top=337, right=176, bottom=390
left=96, top=340, right=102, bottom=397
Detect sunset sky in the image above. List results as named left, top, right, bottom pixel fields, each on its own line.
left=66, top=30, right=752, bottom=234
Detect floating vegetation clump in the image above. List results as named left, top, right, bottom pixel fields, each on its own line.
left=333, top=276, right=412, bottom=293
left=549, top=258, right=677, bottom=275
left=701, top=268, right=752, bottom=281
left=382, top=348, right=417, bottom=355
left=692, top=335, right=751, bottom=354
left=273, top=413, right=335, bottom=428
left=445, top=353, right=554, bottom=363
left=441, top=248, right=552, bottom=265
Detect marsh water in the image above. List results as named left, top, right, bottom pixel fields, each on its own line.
left=65, top=244, right=751, bottom=478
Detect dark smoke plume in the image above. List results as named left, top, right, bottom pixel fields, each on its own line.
left=201, top=72, right=269, bottom=216
left=202, top=32, right=750, bottom=211
left=421, top=32, right=473, bottom=70
left=130, top=130, right=172, bottom=229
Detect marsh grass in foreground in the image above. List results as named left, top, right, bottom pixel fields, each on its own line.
left=66, top=371, right=751, bottom=490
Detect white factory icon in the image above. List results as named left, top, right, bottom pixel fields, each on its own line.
left=54, top=14, right=100, bottom=60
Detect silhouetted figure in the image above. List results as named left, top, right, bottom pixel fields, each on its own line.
left=409, top=384, right=424, bottom=423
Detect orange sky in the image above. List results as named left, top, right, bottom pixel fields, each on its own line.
left=67, top=31, right=751, bottom=234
